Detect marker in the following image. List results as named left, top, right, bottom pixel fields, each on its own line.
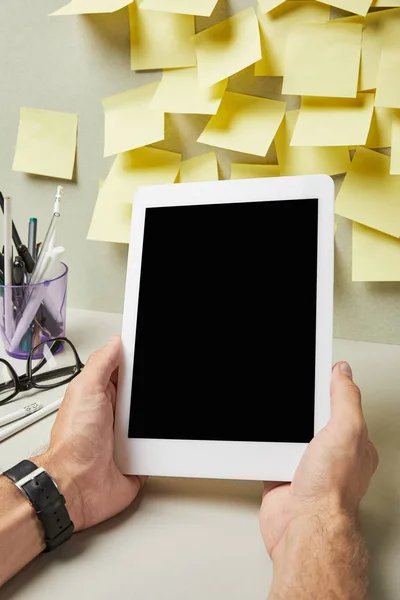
left=28, top=218, right=37, bottom=262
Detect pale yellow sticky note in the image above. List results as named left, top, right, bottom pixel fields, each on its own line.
left=375, top=43, right=400, bottom=109
left=316, top=0, right=372, bottom=16
left=390, top=112, right=400, bottom=175
left=366, top=107, right=393, bottom=148
left=275, top=110, right=351, bottom=176
left=282, top=23, right=362, bottom=98
left=129, top=3, right=196, bottom=70
left=291, top=94, right=374, bottom=147
left=192, top=8, right=261, bottom=88
left=139, top=0, right=218, bottom=16
left=335, top=147, right=400, bottom=238
left=101, top=147, right=181, bottom=205
left=102, top=82, right=164, bottom=157
left=198, top=91, right=286, bottom=157
left=231, top=163, right=280, bottom=179
left=51, top=0, right=132, bottom=15
left=373, top=0, right=400, bottom=6
left=87, top=187, right=132, bottom=244
left=150, top=68, right=227, bottom=115
left=178, top=152, right=218, bottom=183
left=12, top=107, right=77, bottom=180
left=258, top=0, right=286, bottom=11
left=352, top=222, right=400, bottom=281
left=255, top=2, right=329, bottom=77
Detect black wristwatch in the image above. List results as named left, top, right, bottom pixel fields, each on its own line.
left=2, top=459, right=74, bottom=552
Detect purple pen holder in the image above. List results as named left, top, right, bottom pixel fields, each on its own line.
left=0, top=263, right=68, bottom=359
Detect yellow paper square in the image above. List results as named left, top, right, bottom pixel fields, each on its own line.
left=258, top=0, right=286, bottom=11
left=197, top=91, right=286, bottom=157
left=255, top=2, right=330, bottom=77
left=352, top=222, right=400, bottom=281
left=291, top=93, right=374, bottom=147
left=373, top=0, right=400, bottom=6
left=12, top=107, right=78, bottom=180
left=316, top=0, right=372, bottom=16
left=282, top=22, right=362, bottom=98
left=102, top=82, right=164, bottom=157
left=375, top=43, right=400, bottom=109
left=101, top=147, right=181, bottom=205
left=178, top=152, right=218, bottom=183
left=150, top=68, right=227, bottom=115
left=335, top=147, right=400, bottom=238
left=51, top=0, right=132, bottom=15
left=366, top=107, right=393, bottom=148
left=129, top=3, right=196, bottom=70
left=192, top=8, right=261, bottom=88
left=275, top=110, right=350, bottom=176
left=390, top=112, right=400, bottom=175
left=231, top=163, right=280, bottom=179
left=87, top=187, right=132, bottom=244
left=139, top=0, right=218, bottom=16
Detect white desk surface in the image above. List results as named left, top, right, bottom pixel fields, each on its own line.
left=0, top=309, right=399, bottom=600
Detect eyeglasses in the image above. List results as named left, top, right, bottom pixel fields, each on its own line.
left=0, top=337, right=84, bottom=406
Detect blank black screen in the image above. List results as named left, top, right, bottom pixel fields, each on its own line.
left=128, top=199, right=318, bottom=443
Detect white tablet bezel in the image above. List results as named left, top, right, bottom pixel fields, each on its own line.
left=114, top=175, right=334, bottom=481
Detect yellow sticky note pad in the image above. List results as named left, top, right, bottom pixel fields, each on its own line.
left=231, top=163, right=280, bottom=179
left=366, top=107, right=393, bottom=148
left=51, top=0, right=132, bottom=15
left=198, top=91, right=286, bottom=157
left=150, top=68, right=227, bottom=115
left=255, top=2, right=329, bottom=77
left=139, top=0, right=218, bottom=16
left=275, top=110, right=350, bottom=176
left=102, top=82, right=164, bottom=157
left=258, top=0, right=286, bottom=11
left=390, top=112, right=400, bottom=175
left=178, top=152, right=218, bottom=183
left=335, top=147, right=400, bottom=238
left=282, top=23, right=362, bottom=98
left=375, top=43, right=400, bottom=109
left=352, top=222, right=400, bottom=281
left=192, top=8, right=261, bottom=88
left=316, top=0, right=372, bottom=16
left=291, top=94, right=374, bottom=147
left=373, top=0, right=400, bottom=6
left=87, top=187, right=132, bottom=244
left=101, top=147, right=181, bottom=205
left=12, top=107, right=77, bottom=180
left=129, top=3, right=196, bottom=70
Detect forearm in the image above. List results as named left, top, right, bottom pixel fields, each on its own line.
left=268, top=511, right=368, bottom=600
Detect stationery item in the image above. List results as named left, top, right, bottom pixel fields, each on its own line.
left=282, top=22, right=362, bottom=98
left=129, top=3, right=196, bottom=70
left=28, top=218, right=37, bottom=262
left=139, top=0, right=218, bottom=16
left=51, top=0, right=132, bottom=15
left=0, top=402, right=43, bottom=428
left=375, top=42, right=400, bottom=109
left=4, top=196, right=13, bottom=341
left=352, top=221, right=400, bottom=281
left=53, top=185, right=63, bottom=215
left=390, top=112, right=400, bottom=175
left=87, top=186, right=132, bottom=244
left=29, top=212, right=60, bottom=285
left=102, top=83, right=164, bottom=157
left=0, top=192, right=34, bottom=272
left=316, top=0, right=372, bottom=16
left=230, top=163, right=280, bottom=179
left=258, top=0, right=286, bottom=12
left=178, top=152, right=219, bottom=183
left=12, top=257, right=25, bottom=286
left=191, top=8, right=261, bottom=88
left=12, top=108, right=78, bottom=180
left=197, top=91, right=286, bottom=157
left=373, top=0, right=400, bottom=5
left=0, top=397, right=62, bottom=442
left=366, top=108, right=393, bottom=148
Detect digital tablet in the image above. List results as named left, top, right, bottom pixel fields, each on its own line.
left=114, top=175, right=334, bottom=481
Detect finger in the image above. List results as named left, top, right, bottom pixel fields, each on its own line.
left=330, top=362, right=365, bottom=433
left=368, top=441, right=379, bottom=474
left=262, top=481, right=287, bottom=498
left=80, top=336, right=122, bottom=391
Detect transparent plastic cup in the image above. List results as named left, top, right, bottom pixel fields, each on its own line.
left=0, top=262, right=68, bottom=359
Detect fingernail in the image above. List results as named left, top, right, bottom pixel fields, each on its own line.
left=340, top=362, right=353, bottom=380
left=109, top=335, right=120, bottom=344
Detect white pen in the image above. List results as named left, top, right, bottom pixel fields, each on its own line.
left=53, top=185, right=63, bottom=216
left=0, top=397, right=62, bottom=442
left=4, top=196, right=14, bottom=340
left=0, top=402, right=43, bottom=428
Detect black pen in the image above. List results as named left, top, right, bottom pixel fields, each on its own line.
left=0, top=192, right=35, bottom=273
left=12, top=256, right=25, bottom=312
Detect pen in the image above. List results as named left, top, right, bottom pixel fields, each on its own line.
left=28, top=218, right=37, bottom=262
left=0, top=397, right=62, bottom=442
left=0, top=402, right=43, bottom=428
left=0, top=192, right=35, bottom=273
left=4, top=196, right=13, bottom=340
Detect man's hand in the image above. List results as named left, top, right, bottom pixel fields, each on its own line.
left=36, top=336, right=145, bottom=531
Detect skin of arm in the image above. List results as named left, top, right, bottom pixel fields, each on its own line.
left=260, top=362, right=379, bottom=600
left=0, top=337, right=145, bottom=587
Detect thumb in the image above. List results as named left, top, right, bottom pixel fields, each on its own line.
left=330, top=361, right=364, bottom=430
left=81, top=336, right=122, bottom=390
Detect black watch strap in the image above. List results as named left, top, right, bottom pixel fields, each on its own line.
left=3, top=459, right=74, bottom=552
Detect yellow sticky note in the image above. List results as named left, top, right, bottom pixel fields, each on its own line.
left=275, top=110, right=351, bottom=176
left=258, top=0, right=286, bottom=11
left=51, top=0, right=132, bottom=15
left=231, top=163, right=280, bottom=179
left=192, top=8, right=261, bottom=88
left=129, top=3, right=196, bottom=70
left=12, top=108, right=77, bottom=180
left=139, top=0, right=218, bottom=16
left=316, top=0, right=372, bottom=16
left=335, top=147, right=400, bottom=238
left=373, top=0, right=400, bottom=6
left=352, top=222, right=400, bottom=281
left=87, top=187, right=132, bottom=244
left=366, top=107, right=393, bottom=148
left=291, top=94, right=374, bottom=147
left=390, top=112, right=400, bottom=175
left=255, top=2, right=329, bottom=77
left=375, top=43, right=400, bottom=109
left=282, top=23, right=362, bottom=98
left=150, top=68, right=227, bottom=115
left=178, top=152, right=218, bottom=183
left=101, top=147, right=181, bottom=205
left=198, top=91, right=286, bottom=157
left=102, top=83, right=164, bottom=157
